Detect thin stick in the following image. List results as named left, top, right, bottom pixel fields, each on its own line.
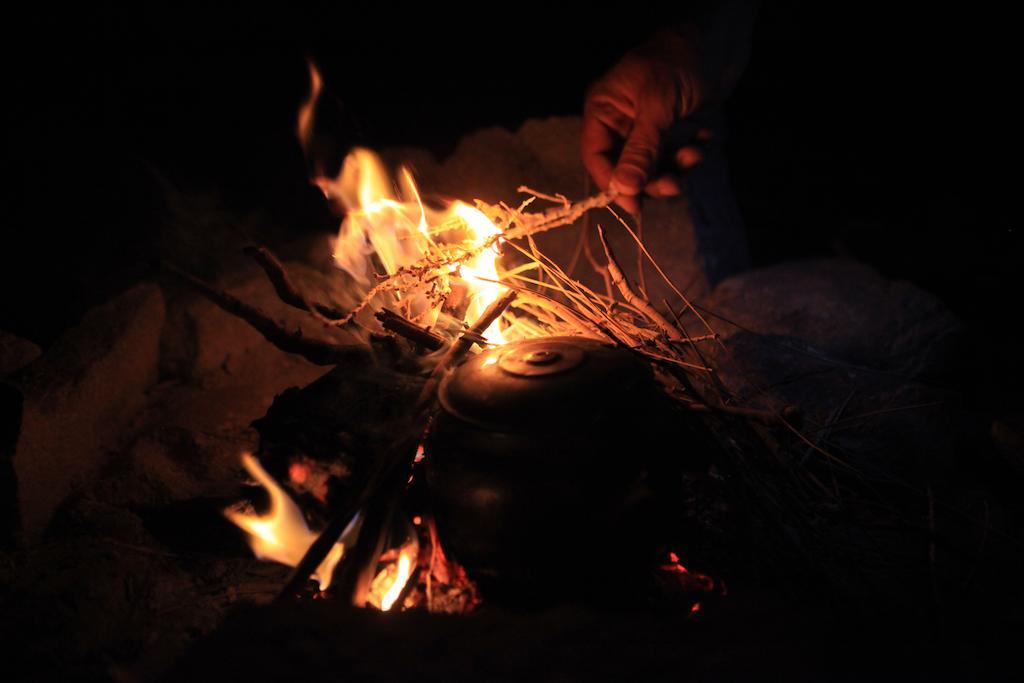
left=606, top=206, right=722, bottom=345
left=635, top=211, right=648, bottom=299
left=163, top=263, right=368, bottom=366
left=643, top=352, right=714, bottom=372
left=499, top=190, right=617, bottom=240
left=502, top=241, right=633, bottom=342
left=244, top=246, right=347, bottom=322
left=516, top=185, right=569, bottom=206
left=500, top=285, right=606, bottom=338
left=679, top=400, right=797, bottom=425
left=375, top=309, right=446, bottom=351
left=822, top=401, right=946, bottom=429
left=662, top=296, right=731, bottom=401
left=514, top=237, right=639, bottom=342
left=778, top=415, right=856, bottom=472
left=565, top=220, right=589, bottom=277
left=598, top=225, right=684, bottom=342
left=418, top=290, right=517, bottom=405
left=581, top=227, right=614, bottom=299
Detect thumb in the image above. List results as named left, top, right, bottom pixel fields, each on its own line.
left=611, top=112, right=661, bottom=196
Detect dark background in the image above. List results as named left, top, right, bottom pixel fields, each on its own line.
left=6, top=2, right=1020, bottom=406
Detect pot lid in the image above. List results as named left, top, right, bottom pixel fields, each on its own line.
left=437, top=336, right=655, bottom=432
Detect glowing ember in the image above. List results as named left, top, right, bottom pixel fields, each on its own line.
left=288, top=461, right=308, bottom=485
left=224, top=454, right=350, bottom=591
left=654, top=550, right=718, bottom=609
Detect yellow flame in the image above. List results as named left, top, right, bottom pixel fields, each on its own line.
left=320, top=147, right=508, bottom=340
left=295, top=65, right=511, bottom=343
left=380, top=551, right=413, bottom=611
left=452, top=202, right=506, bottom=343
left=224, top=454, right=345, bottom=591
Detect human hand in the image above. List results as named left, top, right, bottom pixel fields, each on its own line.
left=582, top=29, right=709, bottom=214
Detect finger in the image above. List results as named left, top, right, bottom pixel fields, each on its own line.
left=613, top=192, right=640, bottom=215
left=675, top=145, right=704, bottom=169
left=581, top=113, right=618, bottom=191
left=644, top=175, right=681, bottom=197
left=612, top=113, right=661, bottom=196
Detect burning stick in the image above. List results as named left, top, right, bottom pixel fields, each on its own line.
left=328, top=190, right=617, bottom=330
left=418, top=290, right=517, bottom=405
left=278, top=292, right=518, bottom=605
left=375, top=309, right=446, bottom=351
left=338, top=291, right=517, bottom=606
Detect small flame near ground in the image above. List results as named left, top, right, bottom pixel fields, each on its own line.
left=369, top=549, right=416, bottom=612
left=226, top=454, right=420, bottom=610
left=224, top=454, right=346, bottom=591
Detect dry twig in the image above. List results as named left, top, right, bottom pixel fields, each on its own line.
left=598, top=225, right=685, bottom=342
left=163, top=263, right=368, bottom=366
left=244, top=246, right=347, bottom=323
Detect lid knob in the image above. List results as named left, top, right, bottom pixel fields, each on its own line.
left=523, top=350, right=561, bottom=365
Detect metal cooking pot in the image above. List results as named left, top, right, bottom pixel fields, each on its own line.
left=424, top=336, right=688, bottom=599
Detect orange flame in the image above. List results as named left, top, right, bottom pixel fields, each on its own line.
left=320, top=148, right=509, bottom=342
left=295, top=62, right=510, bottom=344
left=296, top=60, right=322, bottom=156
left=380, top=551, right=414, bottom=611
left=367, top=544, right=418, bottom=611
left=224, top=454, right=350, bottom=591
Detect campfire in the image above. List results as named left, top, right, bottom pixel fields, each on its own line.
left=180, top=63, right=734, bottom=613
left=152, top=62, right=966, bottom=638
left=8, top=27, right=1020, bottom=682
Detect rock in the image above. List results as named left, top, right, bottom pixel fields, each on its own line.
left=0, top=330, right=41, bottom=377
left=6, top=283, right=165, bottom=542
left=91, top=426, right=212, bottom=508
left=707, top=259, right=961, bottom=375
left=704, top=260, right=963, bottom=478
